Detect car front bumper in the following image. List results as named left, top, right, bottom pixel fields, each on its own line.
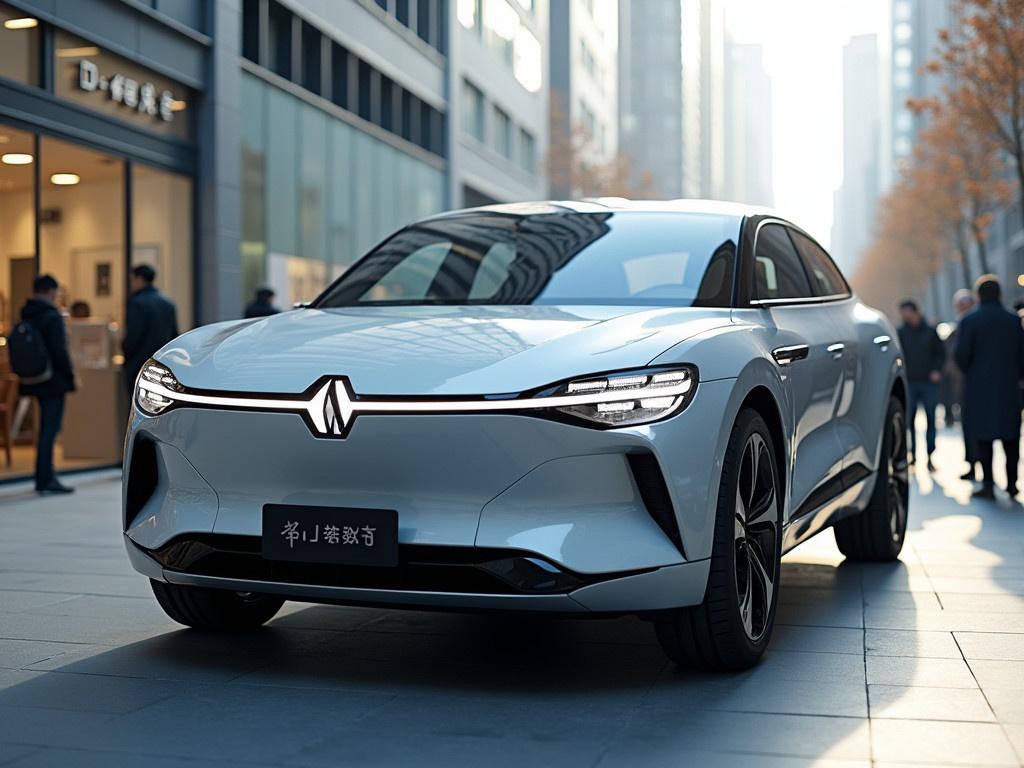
left=123, top=378, right=735, bottom=612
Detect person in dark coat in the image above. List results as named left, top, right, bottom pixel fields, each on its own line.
left=19, top=275, right=76, bottom=494
left=949, top=289, right=979, bottom=480
left=244, top=286, right=280, bottom=319
left=955, top=275, right=1024, bottom=500
left=123, top=264, right=178, bottom=392
left=897, top=299, right=946, bottom=470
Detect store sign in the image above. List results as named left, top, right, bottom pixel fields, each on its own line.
left=54, top=31, right=191, bottom=141
left=77, top=60, right=176, bottom=123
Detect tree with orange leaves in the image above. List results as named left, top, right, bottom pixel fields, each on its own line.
left=932, top=0, right=1024, bottom=223
left=908, top=96, right=1012, bottom=282
left=547, top=90, right=658, bottom=199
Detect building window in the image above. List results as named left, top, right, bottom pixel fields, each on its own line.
left=242, top=0, right=260, bottom=64
left=493, top=106, right=512, bottom=159
left=358, top=60, right=373, bottom=122
left=457, top=0, right=480, bottom=31
left=267, top=1, right=293, bottom=80
left=380, top=76, right=394, bottom=132
left=462, top=79, right=485, bottom=142
left=331, top=43, right=349, bottom=109
left=396, top=0, right=410, bottom=26
left=518, top=128, right=535, bottom=172
left=484, top=0, right=517, bottom=66
left=300, top=21, right=322, bottom=94
left=0, top=2, right=40, bottom=86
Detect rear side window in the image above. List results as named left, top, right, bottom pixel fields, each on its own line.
left=789, top=230, right=849, bottom=298
left=752, top=224, right=812, bottom=300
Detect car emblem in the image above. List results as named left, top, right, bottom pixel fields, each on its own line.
left=309, top=379, right=356, bottom=437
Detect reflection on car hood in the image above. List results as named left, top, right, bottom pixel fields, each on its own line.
left=158, top=305, right=733, bottom=395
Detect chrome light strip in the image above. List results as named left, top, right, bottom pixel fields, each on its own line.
left=135, top=376, right=693, bottom=420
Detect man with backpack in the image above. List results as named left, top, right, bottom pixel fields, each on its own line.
left=9, top=275, right=76, bottom=494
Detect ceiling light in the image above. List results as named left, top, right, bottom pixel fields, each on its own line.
left=3, top=17, right=38, bottom=30
left=1, top=153, right=32, bottom=165
left=56, top=46, right=100, bottom=58
left=50, top=173, right=80, bottom=186
left=169, top=100, right=187, bottom=112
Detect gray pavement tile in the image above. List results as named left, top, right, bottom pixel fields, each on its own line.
left=871, top=719, right=1017, bottom=765
left=939, top=593, right=1024, bottom=613
left=0, top=706, right=118, bottom=749
left=0, top=592, right=81, bottom=613
left=0, top=639, right=89, bottom=670
left=0, top=608, right=178, bottom=645
left=0, top=572, right=149, bottom=599
left=596, top=754, right=869, bottom=768
left=43, top=684, right=394, bottom=763
left=954, top=631, right=1024, bottom=661
left=0, top=669, right=180, bottom=714
left=865, top=629, right=961, bottom=658
left=969, top=659, right=1024, bottom=690
left=776, top=599, right=864, bottom=629
left=865, top=606, right=1024, bottom=633
left=1001, top=723, right=1024, bottom=764
left=980, top=687, right=1024, bottom=723
left=867, top=684, right=995, bottom=721
left=3, top=748, right=263, bottom=768
left=770, top=624, right=864, bottom=655
left=865, top=656, right=978, bottom=688
left=0, top=745, right=40, bottom=767
left=644, top=676, right=867, bottom=717
left=596, top=711, right=871, bottom=762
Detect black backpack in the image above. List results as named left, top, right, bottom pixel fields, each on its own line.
left=8, top=320, right=52, bottom=384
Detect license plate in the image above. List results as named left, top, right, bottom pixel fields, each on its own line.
left=262, top=504, right=399, bottom=567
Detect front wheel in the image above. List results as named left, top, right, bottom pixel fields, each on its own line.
left=151, top=580, right=285, bottom=631
left=654, top=408, right=781, bottom=670
left=833, top=395, right=909, bottom=561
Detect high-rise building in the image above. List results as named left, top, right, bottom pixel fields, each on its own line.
left=889, top=0, right=952, bottom=178
left=832, top=34, right=880, bottom=273
left=723, top=41, right=773, bottom=207
left=618, top=0, right=683, bottom=198
left=549, top=0, right=618, bottom=197
left=450, top=0, right=548, bottom=207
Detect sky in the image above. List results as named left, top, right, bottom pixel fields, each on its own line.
left=724, top=0, right=890, bottom=247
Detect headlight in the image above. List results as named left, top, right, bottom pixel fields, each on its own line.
left=549, top=367, right=696, bottom=427
left=135, top=359, right=182, bottom=415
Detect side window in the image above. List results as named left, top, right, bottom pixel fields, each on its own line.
left=789, top=230, right=850, bottom=298
left=753, top=224, right=812, bottom=300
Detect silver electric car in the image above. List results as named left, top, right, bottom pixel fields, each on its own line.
left=123, top=200, right=908, bottom=670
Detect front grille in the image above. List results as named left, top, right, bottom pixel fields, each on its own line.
left=147, top=535, right=652, bottom=596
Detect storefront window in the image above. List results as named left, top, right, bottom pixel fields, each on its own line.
left=38, top=136, right=126, bottom=469
left=0, top=3, right=39, bottom=86
left=132, top=165, right=193, bottom=330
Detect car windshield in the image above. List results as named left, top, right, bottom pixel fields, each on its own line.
left=314, top=211, right=741, bottom=308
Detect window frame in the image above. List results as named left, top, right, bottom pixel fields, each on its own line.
left=786, top=226, right=852, bottom=300
left=744, top=218, right=851, bottom=307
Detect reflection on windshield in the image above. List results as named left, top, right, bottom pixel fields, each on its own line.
left=314, top=211, right=740, bottom=308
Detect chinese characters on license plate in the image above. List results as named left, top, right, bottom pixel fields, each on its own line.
left=262, top=505, right=399, bottom=567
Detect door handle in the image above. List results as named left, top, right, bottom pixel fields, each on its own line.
left=873, top=335, right=892, bottom=351
left=772, top=344, right=809, bottom=366
left=826, top=342, right=845, bottom=359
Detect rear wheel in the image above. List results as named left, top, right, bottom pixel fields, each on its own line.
left=833, top=395, right=909, bottom=561
left=655, top=408, right=781, bottom=670
left=151, top=580, right=285, bottom=631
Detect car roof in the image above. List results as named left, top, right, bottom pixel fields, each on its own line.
left=425, top=198, right=781, bottom=221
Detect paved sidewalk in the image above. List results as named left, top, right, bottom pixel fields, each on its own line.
left=1, top=428, right=1024, bottom=766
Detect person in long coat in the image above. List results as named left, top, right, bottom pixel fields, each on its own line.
left=955, top=276, right=1024, bottom=500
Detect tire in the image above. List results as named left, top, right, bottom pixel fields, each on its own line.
left=151, top=580, right=285, bottom=631
left=833, top=395, right=909, bottom=561
left=655, top=408, right=782, bottom=671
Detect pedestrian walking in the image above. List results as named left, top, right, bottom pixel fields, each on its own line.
left=897, top=299, right=946, bottom=471
left=954, top=275, right=1024, bottom=500
left=949, top=289, right=979, bottom=480
left=123, top=264, right=178, bottom=392
left=244, top=286, right=280, bottom=319
left=8, top=275, right=76, bottom=494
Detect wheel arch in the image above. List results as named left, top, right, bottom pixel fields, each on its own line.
left=737, top=385, right=787, bottom=508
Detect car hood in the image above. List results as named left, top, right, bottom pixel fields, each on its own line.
left=158, top=305, right=732, bottom=396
